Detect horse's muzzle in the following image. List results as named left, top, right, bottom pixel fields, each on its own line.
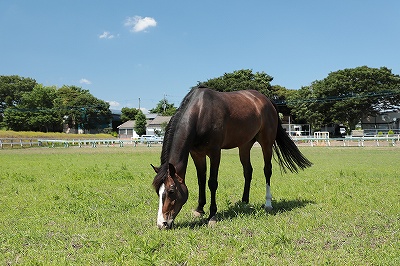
left=158, top=220, right=174, bottom=230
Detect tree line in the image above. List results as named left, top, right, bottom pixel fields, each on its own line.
left=2, top=66, right=400, bottom=134
left=199, top=67, right=400, bottom=133
left=0, top=75, right=111, bottom=132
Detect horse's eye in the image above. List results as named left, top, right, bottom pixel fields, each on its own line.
left=168, top=188, right=176, bottom=199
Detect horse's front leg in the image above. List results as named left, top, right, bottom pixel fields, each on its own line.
left=190, top=152, right=207, bottom=217
left=208, top=150, right=221, bottom=225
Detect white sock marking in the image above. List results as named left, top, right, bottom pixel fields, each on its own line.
left=265, top=184, right=273, bottom=210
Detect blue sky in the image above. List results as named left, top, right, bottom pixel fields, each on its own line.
left=1, top=1, right=399, bottom=112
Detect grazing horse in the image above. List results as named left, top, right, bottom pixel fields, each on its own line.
left=152, top=87, right=312, bottom=229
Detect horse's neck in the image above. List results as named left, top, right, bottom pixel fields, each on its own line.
left=167, top=117, right=195, bottom=179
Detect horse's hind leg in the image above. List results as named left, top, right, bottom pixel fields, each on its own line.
left=264, top=160, right=273, bottom=211
left=239, top=141, right=255, bottom=203
left=208, top=150, right=221, bottom=223
left=259, top=141, right=274, bottom=210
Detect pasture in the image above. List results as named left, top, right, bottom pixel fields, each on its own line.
left=0, top=146, right=399, bottom=265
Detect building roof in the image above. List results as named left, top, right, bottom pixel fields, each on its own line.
left=117, top=115, right=172, bottom=129
left=146, top=113, right=158, bottom=120
left=148, top=116, right=172, bottom=126
left=117, top=120, right=135, bottom=129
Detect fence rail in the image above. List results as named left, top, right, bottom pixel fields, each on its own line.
left=1, top=135, right=399, bottom=149
left=36, top=139, right=161, bottom=148
left=292, top=135, right=400, bottom=147
left=0, top=138, right=40, bottom=149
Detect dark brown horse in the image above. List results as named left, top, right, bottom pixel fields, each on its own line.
left=152, top=87, right=312, bottom=229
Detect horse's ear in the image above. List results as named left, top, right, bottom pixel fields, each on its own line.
left=151, top=164, right=159, bottom=173
left=168, top=163, right=176, bottom=177
left=168, top=163, right=184, bottom=183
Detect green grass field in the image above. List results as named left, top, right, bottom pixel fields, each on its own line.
left=0, top=146, right=399, bottom=265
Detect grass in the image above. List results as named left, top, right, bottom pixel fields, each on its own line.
left=0, top=146, right=399, bottom=265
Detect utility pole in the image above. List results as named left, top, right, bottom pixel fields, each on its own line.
left=163, top=94, right=166, bottom=114
left=138, top=98, right=141, bottom=110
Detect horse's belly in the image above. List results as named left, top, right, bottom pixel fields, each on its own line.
left=221, top=129, right=258, bottom=149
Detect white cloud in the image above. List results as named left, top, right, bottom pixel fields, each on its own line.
left=99, top=31, right=115, bottom=39
left=79, top=78, right=92, bottom=85
left=107, top=101, right=120, bottom=108
left=124, top=16, right=157, bottom=32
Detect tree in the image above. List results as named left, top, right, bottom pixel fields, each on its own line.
left=54, top=85, right=111, bottom=132
left=22, top=84, right=61, bottom=132
left=270, top=85, right=297, bottom=117
left=199, top=69, right=274, bottom=97
left=3, top=108, right=31, bottom=131
left=134, top=110, right=147, bottom=136
left=199, top=69, right=297, bottom=117
left=0, top=75, right=37, bottom=126
left=121, top=107, right=139, bottom=122
left=287, top=86, right=326, bottom=130
left=3, top=84, right=62, bottom=132
left=149, top=98, right=177, bottom=116
left=289, top=66, right=400, bottom=131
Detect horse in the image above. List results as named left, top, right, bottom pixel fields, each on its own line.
left=151, top=86, right=312, bottom=229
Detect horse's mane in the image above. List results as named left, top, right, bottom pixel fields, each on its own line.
left=152, top=87, right=199, bottom=192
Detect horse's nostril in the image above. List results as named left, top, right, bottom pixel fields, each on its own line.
left=163, top=222, right=168, bottom=227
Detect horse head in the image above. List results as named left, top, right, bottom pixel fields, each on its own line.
left=152, top=163, right=188, bottom=229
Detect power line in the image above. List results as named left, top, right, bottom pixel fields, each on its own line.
left=274, top=90, right=400, bottom=106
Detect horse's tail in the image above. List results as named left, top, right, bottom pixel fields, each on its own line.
left=273, top=108, right=312, bottom=173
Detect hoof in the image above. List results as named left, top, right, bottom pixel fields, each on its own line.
left=192, top=210, right=205, bottom=218
left=208, top=216, right=217, bottom=227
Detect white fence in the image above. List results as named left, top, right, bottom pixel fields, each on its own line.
left=0, top=138, right=41, bottom=149
left=0, top=138, right=163, bottom=149
left=292, top=135, right=400, bottom=147
left=1, top=135, right=399, bottom=149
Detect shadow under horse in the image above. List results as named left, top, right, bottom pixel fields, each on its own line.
left=152, top=86, right=312, bottom=229
left=176, top=199, right=316, bottom=229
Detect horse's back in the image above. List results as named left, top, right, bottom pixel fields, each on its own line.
left=191, top=88, right=278, bottom=149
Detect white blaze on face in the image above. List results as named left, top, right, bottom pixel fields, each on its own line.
left=157, top=184, right=166, bottom=228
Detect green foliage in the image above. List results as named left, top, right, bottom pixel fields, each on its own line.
left=0, top=147, right=398, bottom=264
left=200, top=69, right=274, bottom=96
left=54, top=85, right=112, bottom=132
left=149, top=98, right=177, bottom=116
left=1, top=76, right=112, bottom=132
left=120, top=107, right=139, bottom=122
left=199, top=69, right=295, bottom=116
left=0, top=75, right=37, bottom=126
left=289, top=66, right=400, bottom=130
left=134, top=110, right=147, bottom=136
left=4, top=84, right=62, bottom=132
left=0, top=75, right=37, bottom=111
